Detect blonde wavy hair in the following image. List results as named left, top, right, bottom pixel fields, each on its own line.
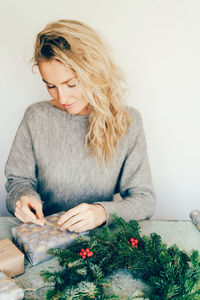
left=32, top=19, right=131, bottom=164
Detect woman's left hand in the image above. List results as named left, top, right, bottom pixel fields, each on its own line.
left=57, top=203, right=107, bottom=232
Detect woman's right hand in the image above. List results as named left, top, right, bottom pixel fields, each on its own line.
left=15, top=196, right=45, bottom=226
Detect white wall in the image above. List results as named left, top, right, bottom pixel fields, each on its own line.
left=1, top=0, right=200, bottom=219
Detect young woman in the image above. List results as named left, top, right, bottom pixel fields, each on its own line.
left=5, top=19, right=156, bottom=232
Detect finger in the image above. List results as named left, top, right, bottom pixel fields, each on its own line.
left=15, top=211, right=29, bottom=224
left=15, top=206, right=44, bottom=226
left=35, top=204, right=44, bottom=220
left=29, top=200, right=44, bottom=220
left=15, top=210, right=44, bottom=226
left=21, top=205, right=37, bottom=222
left=32, top=219, right=45, bottom=226
left=68, top=220, right=88, bottom=233
left=16, top=198, right=45, bottom=225
left=58, top=208, right=79, bottom=225
left=15, top=207, right=29, bottom=222
left=60, top=213, right=83, bottom=230
left=58, top=203, right=88, bottom=225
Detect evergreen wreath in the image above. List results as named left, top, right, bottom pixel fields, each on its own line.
left=40, top=215, right=200, bottom=299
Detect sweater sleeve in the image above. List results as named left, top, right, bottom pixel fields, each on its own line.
left=97, top=110, right=156, bottom=224
left=5, top=109, right=41, bottom=215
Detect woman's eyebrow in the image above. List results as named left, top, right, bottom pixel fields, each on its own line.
left=42, top=78, right=75, bottom=85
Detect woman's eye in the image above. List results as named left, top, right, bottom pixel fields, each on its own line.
left=67, top=79, right=77, bottom=88
left=47, top=85, right=55, bottom=89
left=68, top=84, right=76, bottom=88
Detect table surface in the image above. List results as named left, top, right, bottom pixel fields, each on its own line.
left=1, top=217, right=200, bottom=300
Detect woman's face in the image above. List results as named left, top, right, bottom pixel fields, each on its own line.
left=38, top=59, right=89, bottom=115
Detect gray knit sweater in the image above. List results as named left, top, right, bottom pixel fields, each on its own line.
left=5, top=101, right=156, bottom=224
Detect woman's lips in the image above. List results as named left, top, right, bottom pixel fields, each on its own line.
left=63, top=103, right=75, bottom=108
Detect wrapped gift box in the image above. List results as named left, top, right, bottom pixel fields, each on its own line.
left=12, top=212, right=88, bottom=265
left=0, top=239, right=24, bottom=277
left=0, top=271, right=24, bottom=300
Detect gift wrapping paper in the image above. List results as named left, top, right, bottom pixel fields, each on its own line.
left=0, top=271, right=24, bottom=300
left=0, top=239, right=24, bottom=277
left=12, top=212, right=88, bottom=265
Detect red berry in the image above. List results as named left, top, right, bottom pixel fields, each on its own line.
left=130, top=238, right=134, bottom=242
left=82, top=251, right=87, bottom=256
left=85, top=248, right=90, bottom=253
left=87, top=251, right=93, bottom=257
left=79, top=252, right=83, bottom=256
left=131, top=241, right=135, bottom=246
left=135, top=239, right=138, bottom=244
left=81, top=248, right=85, bottom=252
left=82, top=255, right=86, bottom=259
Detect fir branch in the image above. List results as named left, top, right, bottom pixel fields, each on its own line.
left=40, top=215, right=200, bottom=299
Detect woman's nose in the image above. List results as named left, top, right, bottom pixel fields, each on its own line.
left=58, top=89, right=68, bottom=105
